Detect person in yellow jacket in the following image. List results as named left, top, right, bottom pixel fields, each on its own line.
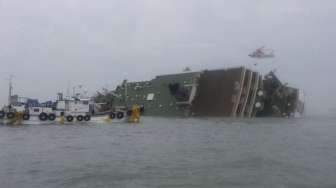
left=59, top=115, right=65, bottom=125
left=8, top=112, right=23, bottom=126
left=130, top=105, right=141, bottom=123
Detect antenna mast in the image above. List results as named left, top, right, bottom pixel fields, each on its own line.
left=66, top=80, right=70, bottom=98
left=7, top=75, right=14, bottom=106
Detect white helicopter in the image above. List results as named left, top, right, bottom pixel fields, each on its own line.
left=249, top=46, right=275, bottom=59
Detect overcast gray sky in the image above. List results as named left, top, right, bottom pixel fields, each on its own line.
left=1, top=0, right=335, bottom=115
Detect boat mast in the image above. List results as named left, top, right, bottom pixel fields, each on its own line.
left=66, top=80, right=71, bottom=99
left=7, top=74, right=14, bottom=106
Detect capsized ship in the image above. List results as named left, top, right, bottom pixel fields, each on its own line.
left=112, top=67, right=304, bottom=118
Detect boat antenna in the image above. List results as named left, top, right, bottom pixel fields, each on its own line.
left=6, top=74, right=15, bottom=106
left=72, top=86, right=76, bottom=98
left=66, top=80, right=71, bottom=98
left=124, top=80, right=128, bottom=104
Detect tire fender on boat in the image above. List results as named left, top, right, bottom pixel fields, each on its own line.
left=126, top=110, right=132, bottom=116
left=0, top=111, right=5, bottom=119
left=7, top=112, right=15, bottom=119
left=109, top=112, right=116, bottom=119
left=117, top=112, right=124, bottom=119
left=84, top=115, right=91, bottom=121
left=23, top=113, right=30, bottom=120
left=39, top=113, right=48, bottom=121
left=48, top=114, right=56, bottom=121
left=77, top=115, right=83, bottom=121
left=66, top=115, right=74, bottom=122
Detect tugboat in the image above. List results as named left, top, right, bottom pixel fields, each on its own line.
left=0, top=79, right=136, bottom=125
left=0, top=95, right=132, bottom=125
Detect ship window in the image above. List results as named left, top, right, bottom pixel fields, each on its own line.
left=33, top=108, right=40, bottom=112
left=146, top=93, right=155, bottom=101
left=135, top=86, right=142, bottom=90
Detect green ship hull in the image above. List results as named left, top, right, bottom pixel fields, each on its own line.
left=110, top=67, right=303, bottom=118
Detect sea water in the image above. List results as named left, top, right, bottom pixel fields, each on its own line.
left=0, top=116, right=335, bottom=188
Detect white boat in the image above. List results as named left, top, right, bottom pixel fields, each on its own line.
left=0, top=105, right=129, bottom=126
left=0, top=115, right=128, bottom=126
left=0, top=90, right=130, bottom=126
